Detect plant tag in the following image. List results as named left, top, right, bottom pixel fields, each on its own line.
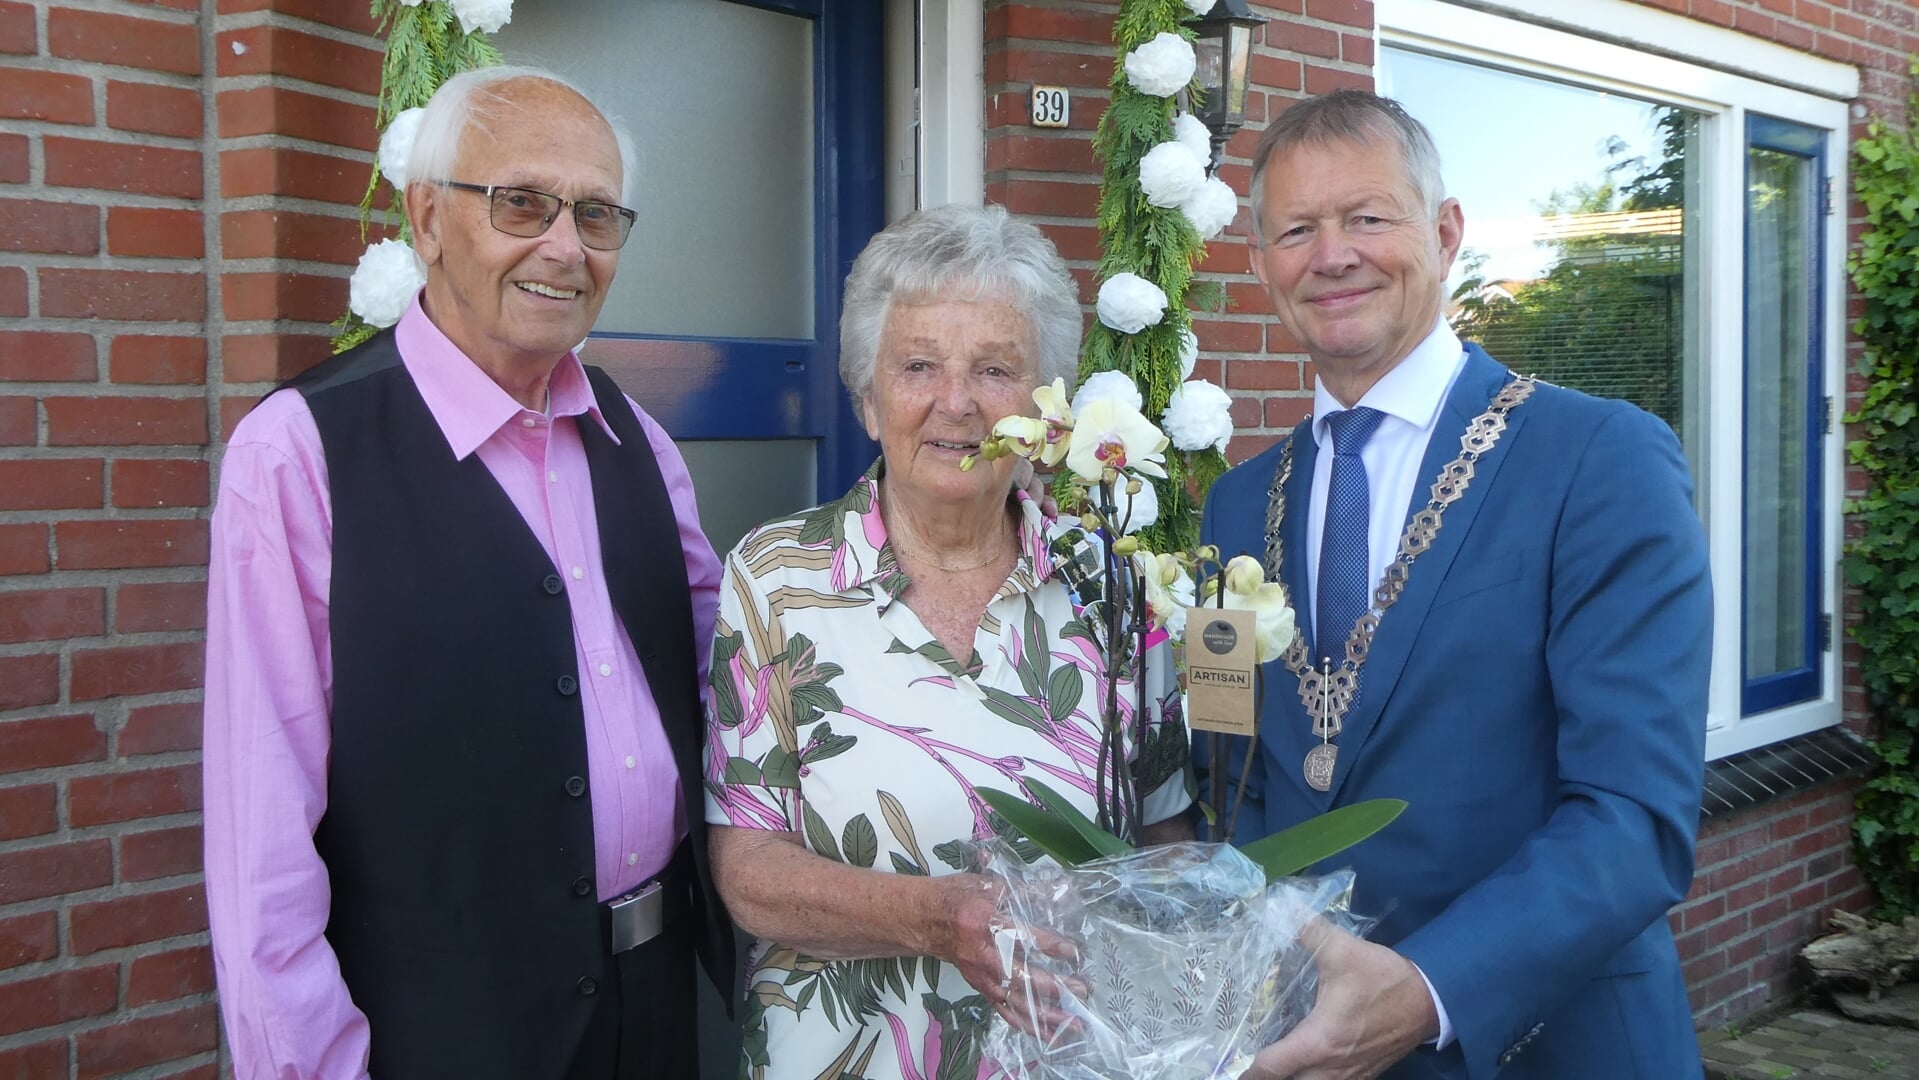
left=1184, top=607, right=1257, bottom=736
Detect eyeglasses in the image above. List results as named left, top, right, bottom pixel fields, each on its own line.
left=440, top=181, right=637, bottom=251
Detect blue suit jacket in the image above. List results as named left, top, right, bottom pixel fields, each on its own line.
left=1199, top=346, right=1711, bottom=1079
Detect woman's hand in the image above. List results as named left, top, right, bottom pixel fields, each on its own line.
left=935, top=874, right=1084, bottom=1039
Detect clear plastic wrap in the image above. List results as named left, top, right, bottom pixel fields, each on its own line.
left=978, top=840, right=1370, bottom=1080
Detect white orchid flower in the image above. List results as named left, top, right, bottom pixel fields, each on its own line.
left=1067, top=399, right=1169, bottom=483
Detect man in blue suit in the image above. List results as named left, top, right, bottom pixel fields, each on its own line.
left=1204, top=91, right=1712, bottom=1079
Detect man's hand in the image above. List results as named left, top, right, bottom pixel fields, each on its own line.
left=1240, top=922, right=1438, bottom=1080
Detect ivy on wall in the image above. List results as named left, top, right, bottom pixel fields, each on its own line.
left=1845, top=59, right=1919, bottom=918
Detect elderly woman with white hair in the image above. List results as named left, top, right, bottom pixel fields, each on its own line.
left=705, top=204, right=1196, bottom=1078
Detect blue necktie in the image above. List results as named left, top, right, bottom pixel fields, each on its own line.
left=1316, top=407, right=1385, bottom=661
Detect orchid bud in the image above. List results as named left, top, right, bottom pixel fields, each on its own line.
left=1224, top=555, right=1265, bottom=596
left=1125, top=476, right=1143, bottom=495
left=1113, top=535, right=1141, bottom=557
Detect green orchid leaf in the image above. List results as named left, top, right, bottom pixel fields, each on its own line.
left=975, top=787, right=1103, bottom=866
left=1236, top=798, right=1407, bottom=881
left=1023, top=778, right=1132, bottom=859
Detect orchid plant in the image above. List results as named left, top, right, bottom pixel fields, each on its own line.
left=962, top=384, right=1403, bottom=879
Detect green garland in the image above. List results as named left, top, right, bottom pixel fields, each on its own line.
left=1846, top=59, right=1919, bottom=919
left=334, top=1, right=501, bottom=352
left=1073, top=1, right=1232, bottom=554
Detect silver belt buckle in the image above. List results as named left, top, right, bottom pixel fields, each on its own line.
left=608, top=881, right=664, bottom=954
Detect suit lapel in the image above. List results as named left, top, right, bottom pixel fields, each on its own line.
left=1262, top=420, right=1325, bottom=807
left=1325, top=345, right=1525, bottom=801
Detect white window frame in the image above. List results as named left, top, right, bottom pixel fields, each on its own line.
left=1376, top=0, right=1855, bottom=759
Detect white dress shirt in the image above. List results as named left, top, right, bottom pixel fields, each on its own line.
left=1304, top=316, right=1468, bottom=1048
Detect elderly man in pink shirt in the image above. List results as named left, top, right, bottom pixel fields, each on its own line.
left=202, top=66, right=732, bottom=1080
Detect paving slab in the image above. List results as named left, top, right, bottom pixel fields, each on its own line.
left=1702, top=1007, right=1919, bottom=1079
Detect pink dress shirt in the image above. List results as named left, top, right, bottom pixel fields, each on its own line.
left=202, top=297, right=722, bottom=1080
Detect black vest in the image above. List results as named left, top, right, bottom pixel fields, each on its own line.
left=294, top=331, right=732, bottom=1079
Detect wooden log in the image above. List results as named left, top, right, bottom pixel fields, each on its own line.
left=1800, top=910, right=1919, bottom=1001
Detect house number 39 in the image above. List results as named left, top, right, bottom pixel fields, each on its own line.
left=1030, top=86, right=1069, bottom=128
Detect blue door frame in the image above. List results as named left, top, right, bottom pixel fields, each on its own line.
left=1740, top=114, right=1826, bottom=716
left=586, top=0, right=884, bottom=495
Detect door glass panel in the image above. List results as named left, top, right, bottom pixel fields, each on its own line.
left=678, top=439, right=819, bottom=558
left=1382, top=48, right=1707, bottom=503
left=1744, top=146, right=1815, bottom=684
left=494, top=0, right=816, bottom=339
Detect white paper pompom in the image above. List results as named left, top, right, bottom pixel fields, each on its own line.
left=1180, top=176, right=1239, bottom=240
left=396, top=0, right=425, bottom=6
left=1162, top=379, right=1235, bottom=453
left=1183, top=0, right=1215, bottom=14
left=1096, top=272, right=1168, bottom=334
left=1178, top=327, right=1200, bottom=380
left=1071, top=370, right=1144, bottom=417
left=349, top=239, right=426, bottom=329
left=377, top=107, right=426, bottom=190
left=1124, top=33, right=1196, bottom=98
left=450, top=0, right=512, bottom=35
left=1138, top=141, right=1207, bottom=210
left=1172, top=112, right=1213, bottom=166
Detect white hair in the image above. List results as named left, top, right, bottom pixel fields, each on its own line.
left=407, top=65, right=638, bottom=205
left=839, top=204, right=1082, bottom=408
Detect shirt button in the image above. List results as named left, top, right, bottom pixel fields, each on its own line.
left=522, top=417, right=537, bottom=428
left=541, top=574, right=564, bottom=595
left=571, top=566, right=584, bottom=580
left=624, top=755, right=635, bottom=770
left=565, top=775, right=586, bottom=797
left=598, top=662, right=612, bottom=677
left=548, top=470, right=558, bottom=484
left=555, top=675, right=578, bottom=696
left=577, top=975, right=598, bottom=996
left=572, top=876, right=592, bottom=897
left=627, top=853, right=638, bottom=866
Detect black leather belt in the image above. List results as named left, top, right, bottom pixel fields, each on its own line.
left=600, top=845, right=691, bottom=954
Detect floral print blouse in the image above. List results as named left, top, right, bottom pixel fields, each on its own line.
left=704, top=462, right=1193, bottom=1080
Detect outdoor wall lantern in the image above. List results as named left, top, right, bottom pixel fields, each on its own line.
left=1183, top=0, right=1268, bottom=172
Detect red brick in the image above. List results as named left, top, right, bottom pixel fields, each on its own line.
left=1795, top=1, right=1833, bottom=30
left=76, top=1000, right=218, bottom=1079
left=0, top=198, right=99, bottom=255
left=1226, top=357, right=1304, bottom=391
left=0, top=523, right=49, bottom=574
left=108, top=207, right=205, bottom=259
left=115, top=579, right=208, bottom=630
left=222, top=333, right=332, bottom=383
left=113, top=459, right=208, bottom=513
left=0, top=911, right=57, bottom=971
left=1227, top=432, right=1280, bottom=462
left=121, top=702, right=201, bottom=757
left=69, top=764, right=201, bottom=830
left=1270, top=21, right=1340, bottom=59
left=0, top=132, right=26, bottom=182
left=218, top=86, right=377, bottom=152
left=0, top=653, right=58, bottom=710
left=49, top=8, right=200, bottom=75
left=0, top=266, right=23, bottom=317
left=1194, top=320, right=1265, bottom=354
left=985, top=135, right=1099, bottom=176
left=69, top=883, right=207, bottom=954
left=120, top=824, right=203, bottom=884
left=1341, top=32, right=1374, bottom=67
left=222, top=272, right=349, bottom=323
left=220, top=146, right=371, bottom=204
left=995, top=48, right=1113, bottom=91
left=0, top=784, right=56, bottom=841
left=0, top=331, right=98, bottom=384
left=45, top=136, right=202, bottom=198
left=213, top=0, right=378, bottom=33
left=107, top=78, right=202, bottom=137
left=0, top=1, right=33, bottom=53
left=111, top=336, right=208, bottom=386
left=221, top=209, right=371, bottom=265
left=997, top=178, right=1100, bottom=218
left=1775, top=20, right=1815, bottom=51
left=127, top=943, right=214, bottom=1005
left=0, top=964, right=116, bottom=1036
left=1733, top=9, right=1777, bottom=37
left=1304, top=63, right=1371, bottom=96
left=1251, top=54, right=1303, bottom=93
left=0, top=839, right=113, bottom=904
left=0, top=585, right=106, bottom=645
left=69, top=643, right=205, bottom=702
left=54, top=519, right=210, bottom=570
left=0, top=68, right=94, bottom=124
left=217, top=25, right=381, bottom=94
left=39, top=268, right=205, bottom=322
left=0, top=459, right=103, bottom=512
left=0, top=712, right=107, bottom=770
left=990, top=4, right=1113, bottom=45
left=45, top=396, right=207, bottom=446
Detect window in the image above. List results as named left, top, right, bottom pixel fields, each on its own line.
left=1376, top=0, right=1854, bottom=757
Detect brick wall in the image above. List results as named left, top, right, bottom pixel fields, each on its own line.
left=0, top=1, right=380, bottom=1074
left=980, top=0, right=1915, bottom=1032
